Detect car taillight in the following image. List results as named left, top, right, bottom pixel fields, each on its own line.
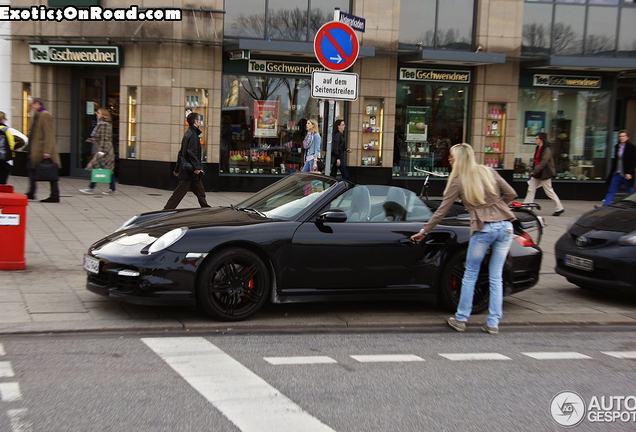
left=514, top=233, right=535, bottom=247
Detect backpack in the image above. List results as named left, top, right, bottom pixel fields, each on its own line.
left=0, top=126, right=10, bottom=162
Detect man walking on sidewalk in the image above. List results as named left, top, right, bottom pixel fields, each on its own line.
left=164, top=112, right=211, bottom=209
left=26, top=98, right=61, bottom=203
left=603, top=130, right=636, bottom=206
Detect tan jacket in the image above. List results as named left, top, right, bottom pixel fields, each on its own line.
left=422, top=168, right=517, bottom=236
left=29, top=109, right=61, bottom=169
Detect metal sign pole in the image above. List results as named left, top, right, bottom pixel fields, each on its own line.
left=325, top=100, right=335, bottom=176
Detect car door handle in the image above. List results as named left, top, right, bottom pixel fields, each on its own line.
left=399, top=238, right=417, bottom=245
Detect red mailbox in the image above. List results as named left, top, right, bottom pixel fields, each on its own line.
left=0, top=185, right=28, bottom=270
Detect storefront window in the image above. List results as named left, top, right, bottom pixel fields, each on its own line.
left=618, top=7, right=636, bottom=57
left=221, top=74, right=327, bottom=175
left=522, top=3, right=552, bottom=55
left=553, top=4, right=585, bottom=55
left=226, top=0, right=349, bottom=41
left=585, top=6, right=618, bottom=55
left=516, top=88, right=611, bottom=181
left=398, top=0, right=474, bottom=50
left=393, top=82, right=469, bottom=177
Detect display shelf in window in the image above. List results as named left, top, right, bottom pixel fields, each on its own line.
left=184, top=88, right=209, bottom=161
left=484, top=102, right=506, bottom=169
left=361, top=97, right=384, bottom=167
left=127, top=87, right=138, bottom=158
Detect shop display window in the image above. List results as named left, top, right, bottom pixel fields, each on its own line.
left=516, top=88, right=611, bottom=181
left=393, top=83, right=469, bottom=178
left=127, top=87, right=137, bottom=158
left=221, top=74, right=333, bottom=175
left=484, top=103, right=506, bottom=169
left=184, top=89, right=209, bottom=161
left=360, top=98, right=384, bottom=167
left=21, top=83, right=31, bottom=136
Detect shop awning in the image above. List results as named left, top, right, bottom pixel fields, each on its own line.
left=399, top=49, right=505, bottom=66
left=522, top=56, right=636, bottom=71
left=224, top=39, right=375, bottom=59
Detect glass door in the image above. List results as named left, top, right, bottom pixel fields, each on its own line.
left=71, top=71, right=120, bottom=177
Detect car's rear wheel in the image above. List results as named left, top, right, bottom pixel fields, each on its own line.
left=438, top=250, right=490, bottom=314
left=197, top=247, right=270, bottom=321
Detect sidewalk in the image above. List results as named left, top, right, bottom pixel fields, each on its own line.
left=1, top=176, right=635, bottom=335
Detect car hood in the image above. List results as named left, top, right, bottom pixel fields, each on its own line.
left=117, top=206, right=272, bottom=237
left=575, top=203, right=636, bottom=232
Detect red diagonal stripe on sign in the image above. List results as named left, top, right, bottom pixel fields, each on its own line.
left=323, top=29, right=350, bottom=63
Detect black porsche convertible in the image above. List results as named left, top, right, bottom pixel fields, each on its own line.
left=84, top=173, right=542, bottom=321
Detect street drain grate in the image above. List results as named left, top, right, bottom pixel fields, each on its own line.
left=146, top=193, right=162, bottom=196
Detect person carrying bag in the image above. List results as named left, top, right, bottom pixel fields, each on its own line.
left=79, top=108, right=116, bottom=195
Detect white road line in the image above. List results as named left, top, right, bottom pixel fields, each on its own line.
left=0, top=361, right=15, bottom=378
left=7, top=408, right=33, bottom=432
left=439, top=353, right=512, bottom=361
left=0, top=383, right=22, bottom=402
left=350, top=354, right=424, bottom=363
left=142, top=337, right=336, bottom=432
left=601, top=351, right=636, bottom=359
left=264, top=356, right=337, bottom=365
left=522, top=352, right=592, bottom=360
left=0, top=343, right=5, bottom=356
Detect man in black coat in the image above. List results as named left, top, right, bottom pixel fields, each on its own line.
left=164, top=112, right=211, bottom=209
left=603, top=129, right=636, bottom=206
left=330, top=119, right=349, bottom=180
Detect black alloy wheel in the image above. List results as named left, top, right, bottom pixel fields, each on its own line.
left=197, top=247, right=270, bottom=321
left=438, top=250, right=490, bottom=314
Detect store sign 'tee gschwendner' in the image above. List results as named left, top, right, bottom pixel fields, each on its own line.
left=399, top=68, right=471, bottom=83
left=248, top=60, right=324, bottom=76
left=29, top=44, right=120, bottom=66
left=533, top=74, right=601, bottom=89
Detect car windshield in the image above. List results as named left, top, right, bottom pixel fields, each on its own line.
left=236, top=173, right=338, bottom=220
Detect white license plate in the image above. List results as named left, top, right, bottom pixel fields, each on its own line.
left=564, top=254, right=593, bottom=272
left=83, top=255, right=100, bottom=274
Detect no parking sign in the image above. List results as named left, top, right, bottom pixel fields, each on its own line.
left=313, top=21, right=359, bottom=71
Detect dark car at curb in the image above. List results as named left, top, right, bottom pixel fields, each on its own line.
left=555, top=192, right=636, bottom=292
left=84, top=173, right=542, bottom=321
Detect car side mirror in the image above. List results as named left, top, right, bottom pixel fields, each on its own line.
left=317, top=210, right=347, bottom=223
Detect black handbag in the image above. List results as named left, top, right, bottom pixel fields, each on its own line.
left=35, top=159, right=59, bottom=181
left=316, top=158, right=326, bottom=172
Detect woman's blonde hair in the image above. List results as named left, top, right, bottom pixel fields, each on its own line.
left=97, top=108, right=112, bottom=122
left=307, top=119, right=320, bottom=136
left=444, top=143, right=497, bottom=206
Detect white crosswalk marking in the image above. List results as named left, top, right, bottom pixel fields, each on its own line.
left=522, top=352, right=592, bottom=360
left=601, top=351, right=636, bottom=359
left=142, top=337, right=336, bottom=432
left=0, top=361, right=15, bottom=378
left=7, top=408, right=33, bottom=432
left=350, top=354, right=424, bottom=363
left=0, top=383, right=22, bottom=402
left=0, top=343, right=5, bottom=356
left=439, top=353, right=511, bottom=361
left=264, top=356, right=337, bottom=365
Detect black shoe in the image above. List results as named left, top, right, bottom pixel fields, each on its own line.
left=552, top=209, right=564, bottom=216
left=26, top=193, right=35, bottom=200
left=40, top=196, right=60, bottom=203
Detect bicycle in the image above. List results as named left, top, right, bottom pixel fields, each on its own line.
left=414, top=167, right=449, bottom=200
left=509, top=201, right=545, bottom=246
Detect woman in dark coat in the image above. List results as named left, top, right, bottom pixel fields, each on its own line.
left=523, top=132, right=565, bottom=216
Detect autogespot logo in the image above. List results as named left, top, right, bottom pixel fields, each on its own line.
left=551, top=391, right=586, bottom=427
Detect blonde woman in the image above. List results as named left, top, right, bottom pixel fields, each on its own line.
left=80, top=108, right=116, bottom=194
left=411, top=143, right=517, bottom=334
left=301, top=119, right=321, bottom=172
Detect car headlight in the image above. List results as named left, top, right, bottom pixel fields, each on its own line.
left=116, top=215, right=139, bottom=232
left=148, top=227, right=188, bottom=254
left=618, top=231, right=636, bottom=246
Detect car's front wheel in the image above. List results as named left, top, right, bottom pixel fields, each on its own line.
left=438, top=250, right=490, bottom=314
left=197, top=247, right=270, bottom=321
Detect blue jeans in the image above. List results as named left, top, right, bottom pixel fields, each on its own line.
left=603, top=173, right=634, bottom=206
left=89, top=176, right=116, bottom=191
left=456, top=220, right=513, bottom=328
left=302, top=159, right=314, bottom=172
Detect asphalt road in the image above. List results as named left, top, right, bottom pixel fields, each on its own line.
left=1, top=329, right=635, bottom=432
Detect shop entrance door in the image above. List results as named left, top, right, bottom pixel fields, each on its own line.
left=70, top=70, right=120, bottom=177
